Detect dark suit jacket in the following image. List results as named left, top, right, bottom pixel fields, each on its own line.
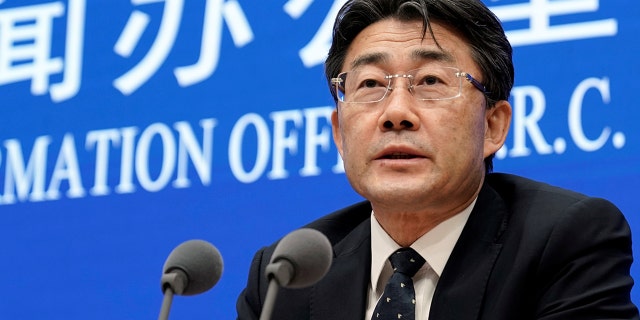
left=236, top=173, right=639, bottom=319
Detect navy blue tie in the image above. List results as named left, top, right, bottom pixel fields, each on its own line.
left=373, top=248, right=426, bottom=320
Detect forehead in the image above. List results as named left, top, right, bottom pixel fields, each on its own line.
left=343, top=19, right=476, bottom=73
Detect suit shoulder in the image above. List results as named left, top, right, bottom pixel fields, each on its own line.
left=302, top=201, right=372, bottom=246
left=485, top=173, right=626, bottom=230
left=487, top=173, right=588, bottom=202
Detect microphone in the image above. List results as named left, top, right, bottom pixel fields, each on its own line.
left=259, top=228, right=333, bottom=320
left=158, top=239, right=223, bottom=320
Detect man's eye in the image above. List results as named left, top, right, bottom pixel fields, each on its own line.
left=420, top=75, right=440, bottom=86
left=362, top=79, right=380, bottom=88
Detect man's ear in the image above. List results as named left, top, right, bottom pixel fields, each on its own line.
left=331, top=109, right=344, bottom=157
left=484, top=100, right=511, bottom=157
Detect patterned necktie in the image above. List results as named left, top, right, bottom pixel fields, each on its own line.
left=373, top=248, right=426, bottom=320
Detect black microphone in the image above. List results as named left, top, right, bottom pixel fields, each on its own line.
left=158, top=239, right=223, bottom=320
left=259, top=228, right=333, bottom=320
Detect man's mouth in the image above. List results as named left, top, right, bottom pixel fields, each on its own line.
left=381, top=152, right=419, bottom=160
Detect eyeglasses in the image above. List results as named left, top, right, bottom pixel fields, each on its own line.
left=331, top=66, right=487, bottom=104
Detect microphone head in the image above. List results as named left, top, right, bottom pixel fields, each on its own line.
left=162, top=239, right=223, bottom=296
left=270, top=228, right=333, bottom=289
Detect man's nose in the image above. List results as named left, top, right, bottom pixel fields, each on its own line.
left=378, top=78, right=420, bottom=131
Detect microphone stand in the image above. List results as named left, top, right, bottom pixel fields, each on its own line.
left=158, top=270, right=187, bottom=320
left=158, top=287, right=175, bottom=320
left=259, top=260, right=293, bottom=320
left=259, top=279, right=280, bottom=320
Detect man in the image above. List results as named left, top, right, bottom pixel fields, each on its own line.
left=236, top=0, right=638, bottom=319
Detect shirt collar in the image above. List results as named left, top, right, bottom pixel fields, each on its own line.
left=370, top=198, right=476, bottom=293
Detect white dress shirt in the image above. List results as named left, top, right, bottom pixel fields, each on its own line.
left=366, top=199, right=475, bottom=320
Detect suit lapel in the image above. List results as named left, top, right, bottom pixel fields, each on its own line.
left=429, top=182, right=507, bottom=320
left=311, top=217, right=371, bottom=320
left=306, top=181, right=508, bottom=320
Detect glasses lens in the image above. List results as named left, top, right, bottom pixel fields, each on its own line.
left=410, top=67, right=462, bottom=101
left=338, top=69, right=389, bottom=103
left=335, top=66, right=464, bottom=103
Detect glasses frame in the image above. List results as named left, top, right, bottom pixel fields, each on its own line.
left=331, top=67, right=488, bottom=104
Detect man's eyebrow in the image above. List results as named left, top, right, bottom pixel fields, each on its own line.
left=348, top=50, right=454, bottom=70
left=412, top=49, right=454, bottom=63
left=349, top=52, right=389, bottom=70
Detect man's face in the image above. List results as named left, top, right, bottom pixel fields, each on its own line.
left=331, top=19, right=510, bottom=215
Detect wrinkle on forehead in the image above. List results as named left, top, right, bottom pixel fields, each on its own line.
left=343, top=19, right=476, bottom=75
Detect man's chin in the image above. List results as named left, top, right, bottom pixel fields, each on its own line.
left=361, top=183, right=433, bottom=204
